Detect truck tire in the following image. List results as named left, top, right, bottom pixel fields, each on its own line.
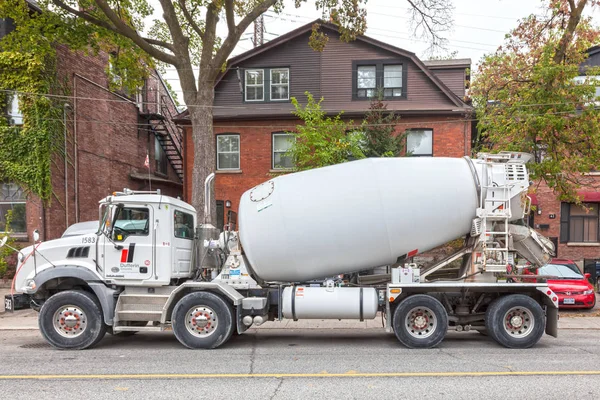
left=172, top=291, right=234, bottom=349
left=39, top=290, right=106, bottom=350
left=485, top=294, right=545, bottom=349
left=392, top=295, right=448, bottom=349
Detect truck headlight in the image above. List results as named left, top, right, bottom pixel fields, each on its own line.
left=24, top=279, right=36, bottom=291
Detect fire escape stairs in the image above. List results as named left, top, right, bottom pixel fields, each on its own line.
left=140, top=100, right=184, bottom=182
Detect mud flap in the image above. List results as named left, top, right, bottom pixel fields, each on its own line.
left=545, top=305, right=558, bottom=338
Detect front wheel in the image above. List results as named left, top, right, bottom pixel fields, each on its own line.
left=485, top=294, right=545, bottom=349
left=392, top=294, right=448, bottom=349
left=39, top=290, right=106, bottom=350
left=172, top=292, right=234, bottom=349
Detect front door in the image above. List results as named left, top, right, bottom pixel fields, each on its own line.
left=103, top=205, right=154, bottom=281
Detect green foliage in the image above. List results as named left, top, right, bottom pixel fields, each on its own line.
left=286, top=92, right=365, bottom=171
left=0, top=50, right=63, bottom=202
left=362, top=93, right=407, bottom=157
left=0, top=211, right=17, bottom=279
left=472, top=1, right=600, bottom=199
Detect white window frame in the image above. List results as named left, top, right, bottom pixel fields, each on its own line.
left=383, top=64, right=403, bottom=98
left=216, top=134, right=240, bottom=170
left=272, top=133, right=295, bottom=170
left=356, top=65, right=377, bottom=98
left=0, top=182, right=27, bottom=234
left=245, top=69, right=264, bottom=102
left=7, top=92, right=23, bottom=126
left=270, top=68, right=290, bottom=101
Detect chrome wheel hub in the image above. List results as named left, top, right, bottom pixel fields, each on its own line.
left=53, top=306, right=87, bottom=338
left=185, top=306, right=218, bottom=338
left=503, top=307, right=534, bottom=338
left=405, top=307, right=437, bottom=339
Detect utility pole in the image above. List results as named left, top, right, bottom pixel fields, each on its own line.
left=252, top=14, right=264, bottom=47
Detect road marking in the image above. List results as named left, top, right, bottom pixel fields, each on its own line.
left=1, top=371, right=600, bottom=380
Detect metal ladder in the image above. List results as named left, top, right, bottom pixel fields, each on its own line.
left=477, top=156, right=513, bottom=273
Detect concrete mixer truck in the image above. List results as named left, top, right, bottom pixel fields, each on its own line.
left=3, top=152, right=559, bottom=351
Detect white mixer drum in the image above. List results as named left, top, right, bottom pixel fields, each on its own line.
left=238, top=157, right=479, bottom=282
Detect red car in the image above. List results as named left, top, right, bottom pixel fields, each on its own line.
left=536, top=261, right=596, bottom=309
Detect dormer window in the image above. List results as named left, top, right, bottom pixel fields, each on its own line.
left=245, top=69, right=264, bottom=101
left=353, top=60, right=406, bottom=100
left=244, top=67, right=290, bottom=102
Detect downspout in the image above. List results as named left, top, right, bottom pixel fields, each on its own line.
left=63, top=103, right=70, bottom=228
left=73, top=75, right=79, bottom=223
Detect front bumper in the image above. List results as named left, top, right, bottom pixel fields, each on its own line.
left=3, top=294, right=31, bottom=312
left=557, top=293, right=596, bottom=309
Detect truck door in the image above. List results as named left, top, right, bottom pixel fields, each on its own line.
left=103, top=205, right=154, bottom=281
left=172, top=209, right=194, bottom=277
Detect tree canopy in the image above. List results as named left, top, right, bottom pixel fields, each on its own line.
left=472, top=0, right=600, bottom=199
left=1, top=0, right=454, bottom=222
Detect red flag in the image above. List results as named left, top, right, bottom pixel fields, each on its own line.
left=144, top=153, right=149, bottom=169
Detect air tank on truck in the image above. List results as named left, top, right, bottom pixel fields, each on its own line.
left=4, top=152, right=558, bottom=351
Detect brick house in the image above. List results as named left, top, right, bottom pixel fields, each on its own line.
left=0, top=4, right=183, bottom=242
left=529, top=46, right=600, bottom=272
left=176, top=20, right=472, bottom=230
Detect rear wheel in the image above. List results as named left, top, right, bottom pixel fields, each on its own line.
left=39, top=290, right=106, bottom=350
left=172, top=292, right=234, bottom=349
left=392, top=294, right=448, bottom=349
left=485, top=294, right=545, bottom=349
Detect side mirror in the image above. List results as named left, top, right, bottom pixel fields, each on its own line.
left=33, top=230, right=40, bottom=242
left=0, top=236, right=7, bottom=248
left=584, top=272, right=591, bottom=280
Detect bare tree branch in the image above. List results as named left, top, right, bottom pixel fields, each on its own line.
left=53, top=0, right=178, bottom=64
left=177, top=0, right=204, bottom=38
left=157, top=0, right=198, bottom=98
left=405, top=0, right=453, bottom=54
left=225, top=0, right=235, bottom=33
left=212, top=0, right=277, bottom=77
left=553, top=0, right=588, bottom=63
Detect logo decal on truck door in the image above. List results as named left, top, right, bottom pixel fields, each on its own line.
left=120, top=243, right=136, bottom=263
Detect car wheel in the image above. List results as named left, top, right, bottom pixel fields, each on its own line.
left=172, top=291, right=234, bottom=349
left=39, top=290, right=106, bottom=350
left=392, top=294, right=448, bottom=349
left=485, top=294, right=545, bottom=349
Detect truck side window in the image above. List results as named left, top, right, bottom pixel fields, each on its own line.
left=112, top=207, right=149, bottom=240
left=174, top=210, right=194, bottom=239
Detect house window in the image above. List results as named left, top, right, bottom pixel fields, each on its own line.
left=155, top=136, right=168, bottom=175
left=0, top=182, right=26, bottom=234
left=383, top=65, right=403, bottom=98
left=6, top=92, right=23, bottom=125
left=406, top=129, right=433, bottom=156
left=357, top=66, right=376, bottom=98
left=245, top=69, right=264, bottom=101
left=272, top=133, right=294, bottom=169
left=217, top=134, right=240, bottom=170
left=270, top=69, right=289, bottom=101
left=560, top=202, right=599, bottom=243
left=354, top=60, right=405, bottom=100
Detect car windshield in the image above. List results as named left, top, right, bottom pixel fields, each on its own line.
left=538, top=263, right=583, bottom=279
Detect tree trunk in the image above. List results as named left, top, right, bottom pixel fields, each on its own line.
left=189, top=85, right=217, bottom=225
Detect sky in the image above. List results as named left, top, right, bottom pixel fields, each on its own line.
left=154, top=0, right=600, bottom=103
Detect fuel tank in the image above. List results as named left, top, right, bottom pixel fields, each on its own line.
left=238, top=157, right=485, bottom=282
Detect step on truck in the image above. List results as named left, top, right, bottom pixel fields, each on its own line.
left=3, top=152, right=559, bottom=350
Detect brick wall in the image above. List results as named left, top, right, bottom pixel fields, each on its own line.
left=19, top=46, right=182, bottom=241
left=181, top=115, right=471, bottom=224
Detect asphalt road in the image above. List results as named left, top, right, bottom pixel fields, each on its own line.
left=1, top=328, right=600, bottom=399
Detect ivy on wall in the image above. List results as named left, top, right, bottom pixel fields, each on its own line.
left=0, top=50, right=64, bottom=203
